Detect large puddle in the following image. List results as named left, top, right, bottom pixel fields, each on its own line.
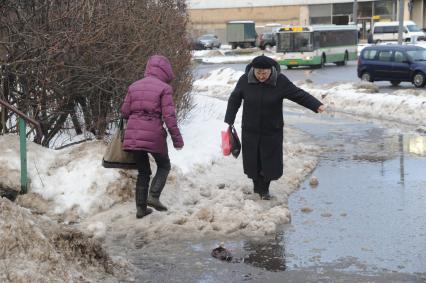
left=244, top=110, right=426, bottom=275
left=128, top=109, right=426, bottom=282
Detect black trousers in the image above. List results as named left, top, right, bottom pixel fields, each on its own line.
left=133, top=151, right=171, bottom=187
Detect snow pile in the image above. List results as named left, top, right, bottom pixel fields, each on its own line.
left=192, top=49, right=283, bottom=64
left=83, top=127, right=320, bottom=245
left=192, top=67, right=242, bottom=99
left=0, top=135, right=133, bottom=217
left=300, top=81, right=426, bottom=127
left=0, top=197, right=130, bottom=283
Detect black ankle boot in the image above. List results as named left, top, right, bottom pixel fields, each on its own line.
left=252, top=178, right=261, bottom=195
left=259, top=178, right=271, bottom=200
left=135, top=176, right=153, bottom=218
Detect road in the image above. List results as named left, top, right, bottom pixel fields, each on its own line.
left=194, top=60, right=417, bottom=92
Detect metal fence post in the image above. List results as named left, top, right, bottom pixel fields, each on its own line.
left=19, top=118, right=28, bottom=194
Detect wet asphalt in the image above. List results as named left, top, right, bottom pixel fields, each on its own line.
left=194, top=60, right=419, bottom=92
left=126, top=63, right=426, bottom=282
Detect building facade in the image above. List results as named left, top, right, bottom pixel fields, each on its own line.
left=188, top=0, right=424, bottom=42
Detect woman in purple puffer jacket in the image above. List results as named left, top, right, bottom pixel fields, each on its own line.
left=121, top=55, right=184, bottom=219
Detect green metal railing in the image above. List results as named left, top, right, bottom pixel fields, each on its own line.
left=0, top=99, right=42, bottom=194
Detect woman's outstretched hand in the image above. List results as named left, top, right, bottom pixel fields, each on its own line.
left=317, top=105, right=326, bottom=113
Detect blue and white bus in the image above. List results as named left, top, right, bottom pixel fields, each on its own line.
left=276, top=25, right=358, bottom=69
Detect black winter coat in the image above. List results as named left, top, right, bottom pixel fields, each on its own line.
left=224, top=62, right=322, bottom=180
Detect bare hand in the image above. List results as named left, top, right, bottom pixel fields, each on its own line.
left=175, top=147, right=183, bottom=151
left=317, top=105, right=326, bottom=113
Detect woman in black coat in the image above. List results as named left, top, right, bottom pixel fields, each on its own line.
left=224, top=55, right=325, bottom=199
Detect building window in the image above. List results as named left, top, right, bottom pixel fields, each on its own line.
left=309, top=4, right=332, bottom=25
left=374, top=0, right=394, bottom=16
left=333, top=3, right=353, bottom=16
left=358, top=2, right=373, bottom=18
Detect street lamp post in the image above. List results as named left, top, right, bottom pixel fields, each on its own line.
left=353, top=0, right=358, bottom=25
left=398, top=0, right=405, bottom=44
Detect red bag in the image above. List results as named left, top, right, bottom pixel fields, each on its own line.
left=221, top=128, right=231, bottom=156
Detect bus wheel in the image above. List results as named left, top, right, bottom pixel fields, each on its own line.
left=390, top=80, right=401, bottom=86
left=361, top=72, right=373, bottom=82
left=320, top=55, right=325, bottom=68
left=287, top=65, right=294, bottom=70
left=337, top=52, right=348, bottom=66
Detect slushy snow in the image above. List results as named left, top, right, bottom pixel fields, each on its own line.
left=1, top=60, right=425, bottom=283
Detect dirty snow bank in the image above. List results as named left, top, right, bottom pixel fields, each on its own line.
left=0, top=197, right=130, bottom=283
left=0, top=135, right=133, bottom=217
left=194, top=67, right=426, bottom=128
left=82, top=126, right=320, bottom=246
left=192, top=48, right=283, bottom=64
left=299, top=81, right=426, bottom=127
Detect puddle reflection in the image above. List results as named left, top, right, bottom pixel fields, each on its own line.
left=405, top=135, right=426, bottom=156
left=243, top=234, right=286, bottom=271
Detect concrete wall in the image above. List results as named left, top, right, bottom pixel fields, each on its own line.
left=188, top=5, right=302, bottom=42
left=411, top=0, right=425, bottom=28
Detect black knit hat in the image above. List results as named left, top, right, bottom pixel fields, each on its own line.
left=251, top=55, right=274, bottom=69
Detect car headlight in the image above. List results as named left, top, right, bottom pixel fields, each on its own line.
left=304, top=56, right=312, bottom=60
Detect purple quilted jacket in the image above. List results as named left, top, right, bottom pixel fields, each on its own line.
left=121, top=55, right=184, bottom=154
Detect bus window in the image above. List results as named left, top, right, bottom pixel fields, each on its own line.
left=294, top=33, right=313, bottom=52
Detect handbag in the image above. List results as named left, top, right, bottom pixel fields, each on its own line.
left=229, top=125, right=241, bottom=158
left=102, top=119, right=137, bottom=169
left=221, top=125, right=241, bottom=158
left=221, top=128, right=231, bottom=156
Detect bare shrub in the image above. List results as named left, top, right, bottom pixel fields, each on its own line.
left=0, top=0, right=193, bottom=146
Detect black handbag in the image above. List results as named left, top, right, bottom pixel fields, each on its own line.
left=229, top=125, right=241, bottom=158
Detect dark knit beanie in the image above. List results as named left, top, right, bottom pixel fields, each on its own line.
left=251, top=55, right=274, bottom=69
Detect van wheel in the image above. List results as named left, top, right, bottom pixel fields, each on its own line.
left=390, top=80, right=401, bottom=86
left=361, top=72, right=373, bottom=82
left=413, top=72, right=426, bottom=87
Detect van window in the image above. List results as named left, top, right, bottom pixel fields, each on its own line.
left=407, top=24, right=421, bottom=32
left=362, top=49, right=377, bottom=60
left=394, top=51, right=407, bottom=63
left=374, top=26, right=384, bottom=33
left=385, top=26, right=398, bottom=33
left=378, top=51, right=392, bottom=61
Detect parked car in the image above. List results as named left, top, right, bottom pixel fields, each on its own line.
left=357, top=44, right=426, bottom=87
left=256, top=32, right=276, bottom=50
left=194, top=34, right=221, bottom=50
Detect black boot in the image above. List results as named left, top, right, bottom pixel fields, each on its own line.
left=147, top=168, right=169, bottom=211
left=252, top=178, right=261, bottom=196
left=135, top=176, right=153, bottom=218
left=259, top=178, right=271, bottom=200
